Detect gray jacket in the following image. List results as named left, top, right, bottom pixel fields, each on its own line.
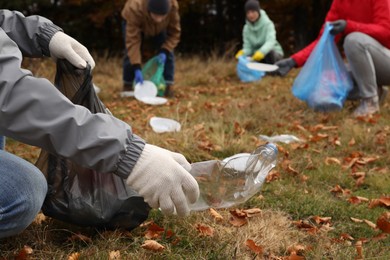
left=0, top=10, right=145, bottom=179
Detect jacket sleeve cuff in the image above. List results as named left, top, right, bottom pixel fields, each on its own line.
left=131, top=64, right=141, bottom=70
left=38, top=23, right=63, bottom=57
left=115, top=133, right=146, bottom=179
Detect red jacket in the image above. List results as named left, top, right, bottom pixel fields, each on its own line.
left=292, top=0, right=390, bottom=67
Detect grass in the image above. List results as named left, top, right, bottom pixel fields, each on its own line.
left=1, top=55, right=389, bottom=259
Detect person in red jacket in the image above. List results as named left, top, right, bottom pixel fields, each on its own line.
left=275, top=0, right=390, bottom=117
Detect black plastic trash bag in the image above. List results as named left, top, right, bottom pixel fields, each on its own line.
left=35, top=60, right=150, bottom=230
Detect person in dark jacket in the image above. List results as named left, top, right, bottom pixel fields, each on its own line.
left=0, top=10, right=199, bottom=238
left=121, top=0, right=180, bottom=98
left=275, top=0, right=390, bottom=117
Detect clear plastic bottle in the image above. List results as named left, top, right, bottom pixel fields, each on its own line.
left=189, top=143, right=278, bottom=211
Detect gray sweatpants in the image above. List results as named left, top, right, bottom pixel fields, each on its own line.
left=344, top=32, right=390, bottom=99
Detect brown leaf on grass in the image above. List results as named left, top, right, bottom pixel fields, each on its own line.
left=369, top=197, right=390, bottom=209
left=311, top=124, right=338, bottom=132
left=68, top=253, right=80, bottom=260
left=319, top=223, right=334, bottom=233
left=292, top=220, right=318, bottom=234
left=288, top=244, right=306, bottom=254
left=348, top=196, right=369, bottom=204
left=209, top=208, right=223, bottom=221
left=376, top=212, right=390, bottom=233
left=141, top=240, right=165, bottom=252
left=350, top=217, right=364, bottom=223
left=356, top=156, right=380, bottom=165
left=245, top=239, right=263, bottom=255
left=340, top=233, right=354, bottom=241
left=350, top=172, right=366, bottom=187
left=363, top=219, right=377, bottom=229
left=109, top=250, right=121, bottom=260
left=348, top=138, right=356, bottom=146
left=266, top=170, right=280, bottom=183
left=350, top=172, right=366, bottom=179
left=233, top=122, right=245, bottom=136
left=325, top=157, right=341, bottom=165
left=342, top=157, right=359, bottom=170
left=230, top=209, right=247, bottom=218
left=229, top=210, right=248, bottom=227
left=15, top=245, right=33, bottom=260
left=287, top=165, right=299, bottom=176
left=144, top=222, right=175, bottom=240
left=285, top=251, right=305, bottom=260
left=276, top=145, right=290, bottom=157
left=371, top=233, right=388, bottom=241
left=196, top=224, right=214, bottom=237
left=329, top=136, right=341, bottom=146
left=309, top=133, right=328, bottom=142
left=330, top=185, right=351, bottom=197
left=68, top=233, right=92, bottom=243
left=355, top=241, right=363, bottom=260
left=33, top=212, right=46, bottom=225
left=144, top=223, right=164, bottom=239
left=311, top=216, right=332, bottom=225
left=242, top=208, right=262, bottom=217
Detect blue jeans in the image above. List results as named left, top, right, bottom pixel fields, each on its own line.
left=122, top=20, right=175, bottom=87
left=0, top=137, right=47, bottom=238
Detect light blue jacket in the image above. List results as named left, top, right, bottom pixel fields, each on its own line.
left=242, top=10, right=284, bottom=57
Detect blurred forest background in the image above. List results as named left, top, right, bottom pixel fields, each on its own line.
left=4, top=0, right=332, bottom=57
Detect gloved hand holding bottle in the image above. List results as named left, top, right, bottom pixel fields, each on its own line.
left=126, top=144, right=200, bottom=217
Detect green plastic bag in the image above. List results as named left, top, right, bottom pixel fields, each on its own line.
left=142, top=56, right=166, bottom=96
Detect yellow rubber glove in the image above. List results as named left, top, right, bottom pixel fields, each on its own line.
left=235, top=49, right=244, bottom=59
left=252, top=51, right=265, bottom=62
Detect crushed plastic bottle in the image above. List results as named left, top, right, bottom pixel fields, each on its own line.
left=189, top=143, right=278, bottom=211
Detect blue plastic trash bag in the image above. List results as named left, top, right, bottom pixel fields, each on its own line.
left=292, top=22, right=353, bottom=112
left=236, top=56, right=265, bottom=83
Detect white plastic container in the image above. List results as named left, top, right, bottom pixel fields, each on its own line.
left=149, top=117, right=181, bottom=133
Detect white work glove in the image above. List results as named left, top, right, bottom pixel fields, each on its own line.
left=49, top=31, right=95, bottom=69
left=126, top=144, right=199, bottom=217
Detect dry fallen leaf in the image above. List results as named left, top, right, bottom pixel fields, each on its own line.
left=311, top=216, right=332, bottom=225
left=195, top=224, right=214, bottom=237
left=15, top=245, right=33, bottom=260
left=209, top=208, right=223, bottom=221
left=109, top=250, right=121, bottom=260
left=141, top=240, right=165, bottom=252
left=68, top=252, right=80, bottom=260
left=242, top=208, right=262, bottom=217
left=245, top=239, right=263, bottom=255
left=355, top=241, right=363, bottom=260
left=340, top=233, right=354, bottom=241
left=376, top=212, right=390, bottom=233
left=350, top=217, right=364, bottom=223
left=33, top=213, right=46, bottom=225
left=363, top=219, right=377, bottom=229
left=325, top=157, right=341, bottom=165
left=229, top=211, right=248, bottom=227
left=369, top=197, right=390, bottom=209
left=348, top=196, right=369, bottom=204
